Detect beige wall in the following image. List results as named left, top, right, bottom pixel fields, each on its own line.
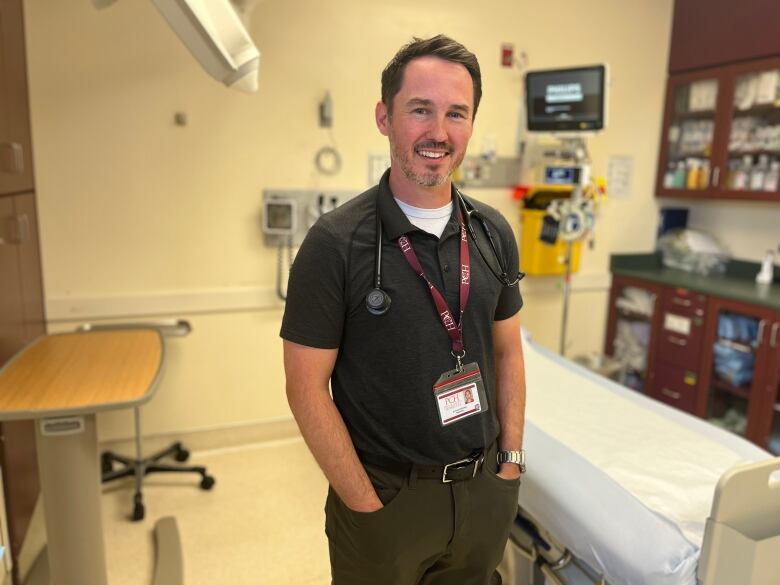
left=684, top=200, right=780, bottom=261
left=25, top=0, right=675, bottom=441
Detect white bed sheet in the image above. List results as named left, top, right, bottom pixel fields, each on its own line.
left=519, top=331, right=770, bottom=585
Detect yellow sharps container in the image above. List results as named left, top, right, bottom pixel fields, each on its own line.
left=520, top=186, right=582, bottom=276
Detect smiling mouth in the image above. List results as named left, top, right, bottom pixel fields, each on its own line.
left=418, top=151, right=448, bottom=160
left=415, top=144, right=451, bottom=160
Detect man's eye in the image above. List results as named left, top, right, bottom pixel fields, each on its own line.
left=449, top=111, right=466, bottom=119
left=412, top=108, right=429, bottom=115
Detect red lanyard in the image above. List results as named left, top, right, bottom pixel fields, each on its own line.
left=397, top=215, right=470, bottom=357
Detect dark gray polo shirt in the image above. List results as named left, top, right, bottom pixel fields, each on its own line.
left=280, top=171, right=523, bottom=465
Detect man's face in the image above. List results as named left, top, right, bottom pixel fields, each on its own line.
left=376, top=56, right=474, bottom=190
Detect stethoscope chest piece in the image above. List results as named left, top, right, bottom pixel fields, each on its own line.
left=367, top=208, right=392, bottom=316
left=365, top=288, right=391, bottom=316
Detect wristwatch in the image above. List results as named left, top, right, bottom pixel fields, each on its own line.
left=497, top=449, right=526, bottom=473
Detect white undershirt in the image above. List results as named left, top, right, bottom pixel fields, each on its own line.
left=394, top=198, right=453, bottom=238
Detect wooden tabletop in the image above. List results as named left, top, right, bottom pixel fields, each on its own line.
left=0, top=329, right=164, bottom=420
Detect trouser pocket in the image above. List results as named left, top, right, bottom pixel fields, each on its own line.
left=326, top=466, right=419, bottom=584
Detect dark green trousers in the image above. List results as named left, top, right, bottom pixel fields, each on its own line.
left=325, top=452, right=520, bottom=585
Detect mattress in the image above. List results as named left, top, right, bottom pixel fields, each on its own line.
left=518, top=331, right=770, bottom=585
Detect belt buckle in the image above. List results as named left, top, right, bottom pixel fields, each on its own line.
left=441, top=453, right=483, bottom=483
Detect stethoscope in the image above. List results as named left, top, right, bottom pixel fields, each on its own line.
left=365, top=188, right=525, bottom=316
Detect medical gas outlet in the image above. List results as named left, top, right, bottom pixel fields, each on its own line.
left=261, top=189, right=356, bottom=247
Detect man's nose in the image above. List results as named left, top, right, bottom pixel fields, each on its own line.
left=427, top=115, right=448, bottom=142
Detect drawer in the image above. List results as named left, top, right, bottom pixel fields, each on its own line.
left=650, top=362, right=699, bottom=414
left=662, top=287, right=707, bottom=315
left=657, top=307, right=705, bottom=369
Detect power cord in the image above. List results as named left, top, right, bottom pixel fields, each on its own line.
left=276, top=237, right=294, bottom=301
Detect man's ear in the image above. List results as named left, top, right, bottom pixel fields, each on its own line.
left=375, top=101, right=390, bottom=136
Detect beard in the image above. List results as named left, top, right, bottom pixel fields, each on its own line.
left=389, top=135, right=464, bottom=188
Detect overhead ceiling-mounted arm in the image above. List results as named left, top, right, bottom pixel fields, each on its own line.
left=93, top=0, right=261, bottom=93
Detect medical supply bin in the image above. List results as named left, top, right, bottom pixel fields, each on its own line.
left=520, top=187, right=582, bottom=276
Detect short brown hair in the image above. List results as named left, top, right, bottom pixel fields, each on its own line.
left=381, top=35, right=482, bottom=119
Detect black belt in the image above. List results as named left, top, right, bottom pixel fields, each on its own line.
left=357, top=450, right=486, bottom=484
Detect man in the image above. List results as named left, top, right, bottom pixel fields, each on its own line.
left=281, top=35, right=526, bottom=585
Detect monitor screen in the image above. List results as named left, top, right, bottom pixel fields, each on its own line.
left=525, top=65, right=606, bottom=132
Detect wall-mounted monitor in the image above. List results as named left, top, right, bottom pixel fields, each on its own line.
left=525, top=65, right=607, bottom=132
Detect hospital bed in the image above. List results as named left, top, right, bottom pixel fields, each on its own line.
left=500, top=331, right=780, bottom=585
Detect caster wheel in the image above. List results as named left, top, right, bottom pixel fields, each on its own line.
left=174, top=448, right=190, bottom=463
left=200, top=475, right=216, bottom=490
left=101, top=453, right=113, bottom=474
left=132, top=501, right=145, bottom=522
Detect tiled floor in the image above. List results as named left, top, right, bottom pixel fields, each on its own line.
left=103, top=437, right=331, bottom=585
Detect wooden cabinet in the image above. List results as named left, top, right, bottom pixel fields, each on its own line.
left=0, top=192, right=44, bottom=584
left=656, top=56, right=780, bottom=202
left=605, top=275, right=780, bottom=454
left=0, top=193, right=44, bottom=358
left=759, top=319, right=780, bottom=454
left=696, top=297, right=777, bottom=447
left=0, top=0, right=35, bottom=196
left=655, top=287, right=707, bottom=370
left=646, top=287, right=708, bottom=414
left=603, top=275, right=662, bottom=393
left=0, top=197, right=25, bottom=361
left=0, top=2, right=43, bottom=582
left=651, top=361, right=699, bottom=413
left=669, top=0, right=780, bottom=73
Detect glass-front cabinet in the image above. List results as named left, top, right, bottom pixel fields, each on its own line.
left=726, top=67, right=780, bottom=195
left=657, top=55, right=780, bottom=201
left=604, top=276, right=661, bottom=393
left=698, top=297, right=777, bottom=447
left=760, top=319, right=780, bottom=455
left=659, top=76, right=720, bottom=194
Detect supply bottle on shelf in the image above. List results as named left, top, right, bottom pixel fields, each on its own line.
left=727, top=160, right=739, bottom=189
left=698, top=160, right=711, bottom=189
left=732, top=156, right=752, bottom=190
left=674, top=161, right=687, bottom=188
left=750, top=154, right=769, bottom=191
left=686, top=159, right=700, bottom=190
left=663, top=162, right=676, bottom=188
left=765, top=159, right=780, bottom=191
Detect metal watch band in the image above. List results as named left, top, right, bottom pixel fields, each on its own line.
left=497, top=449, right=526, bottom=472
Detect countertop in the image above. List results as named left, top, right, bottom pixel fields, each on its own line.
left=610, top=253, right=780, bottom=311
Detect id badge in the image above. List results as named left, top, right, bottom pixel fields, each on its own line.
left=432, top=362, right=488, bottom=427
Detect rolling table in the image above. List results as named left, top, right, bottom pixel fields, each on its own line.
left=0, top=329, right=167, bottom=585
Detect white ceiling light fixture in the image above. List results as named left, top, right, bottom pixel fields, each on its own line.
left=229, top=0, right=262, bottom=25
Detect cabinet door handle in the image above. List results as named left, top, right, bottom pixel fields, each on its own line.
left=0, top=215, right=29, bottom=244
left=667, top=334, right=688, bottom=346
left=771, top=322, right=779, bottom=348
left=671, top=297, right=692, bottom=307
left=757, top=319, right=767, bottom=347
left=662, top=388, right=681, bottom=400
left=16, top=214, right=30, bottom=243
left=712, top=166, right=720, bottom=187
left=0, top=142, right=25, bottom=174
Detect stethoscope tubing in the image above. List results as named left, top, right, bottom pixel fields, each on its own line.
left=366, top=190, right=523, bottom=316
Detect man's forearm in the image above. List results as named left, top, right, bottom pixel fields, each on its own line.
left=492, top=316, right=526, bottom=478
left=495, top=350, right=525, bottom=452
left=287, top=383, right=382, bottom=512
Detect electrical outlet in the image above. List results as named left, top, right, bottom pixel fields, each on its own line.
left=368, top=154, right=391, bottom=185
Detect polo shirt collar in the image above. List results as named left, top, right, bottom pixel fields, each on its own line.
left=377, top=169, right=460, bottom=241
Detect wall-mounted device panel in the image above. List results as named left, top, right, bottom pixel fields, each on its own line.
left=544, top=165, right=582, bottom=186
left=261, top=190, right=357, bottom=247
left=525, top=65, right=607, bottom=133
left=455, top=156, right=523, bottom=189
